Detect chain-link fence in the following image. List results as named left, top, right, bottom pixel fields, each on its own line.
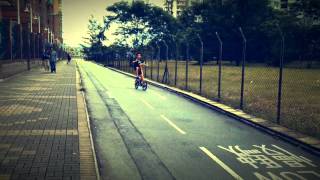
left=105, top=26, right=320, bottom=139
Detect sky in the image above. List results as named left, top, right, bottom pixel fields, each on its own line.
left=62, top=0, right=164, bottom=47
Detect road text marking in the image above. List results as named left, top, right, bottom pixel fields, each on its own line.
left=160, top=115, right=186, bottom=135
left=199, top=147, right=243, bottom=180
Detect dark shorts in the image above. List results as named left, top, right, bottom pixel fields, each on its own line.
left=133, top=62, right=139, bottom=70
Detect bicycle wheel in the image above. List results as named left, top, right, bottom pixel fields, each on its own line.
left=142, top=81, right=147, bottom=91
left=135, top=80, right=139, bottom=89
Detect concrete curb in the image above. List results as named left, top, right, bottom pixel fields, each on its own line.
left=105, top=65, right=320, bottom=156
left=76, top=67, right=101, bottom=180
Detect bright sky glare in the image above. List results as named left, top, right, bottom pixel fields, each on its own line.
left=62, top=0, right=163, bottom=47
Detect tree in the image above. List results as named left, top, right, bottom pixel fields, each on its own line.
left=104, top=1, right=178, bottom=49
left=289, top=0, right=320, bottom=65
left=81, top=15, right=106, bottom=61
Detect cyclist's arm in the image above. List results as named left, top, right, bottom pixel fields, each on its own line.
left=140, top=62, right=148, bottom=66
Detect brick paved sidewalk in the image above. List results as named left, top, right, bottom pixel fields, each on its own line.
left=0, top=61, right=98, bottom=180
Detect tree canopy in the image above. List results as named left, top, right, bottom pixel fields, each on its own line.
left=82, top=0, right=320, bottom=67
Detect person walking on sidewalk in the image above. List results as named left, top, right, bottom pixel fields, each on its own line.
left=67, top=53, right=72, bottom=64
left=42, top=49, right=50, bottom=71
left=49, top=48, right=57, bottom=73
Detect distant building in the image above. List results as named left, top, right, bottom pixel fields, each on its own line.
left=0, top=0, right=64, bottom=61
left=0, top=0, right=63, bottom=44
left=176, top=0, right=188, bottom=16
left=270, top=0, right=296, bottom=10
left=164, top=0, right=299, bottom=17
left=52, top=0, right=63, bottom=44
left=164, top=0, right=205, bottom=17
left=125, top=0, right=150, bottom=5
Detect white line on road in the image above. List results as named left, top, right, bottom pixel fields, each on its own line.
left=106, top=91, right=113, bottom=98
left=199, top=147, right=243, bottom=180
left=152, top=91, right=166, bottom=100
left=140, top=98, right=155, bottom=110
left=160, top=115, right=186, bottom=135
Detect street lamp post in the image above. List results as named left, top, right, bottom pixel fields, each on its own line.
left=17, top=0, right=24, bottom=59
left=34, top=15, right=40, bottom=58
left=23, top=1, right=32, bottom=70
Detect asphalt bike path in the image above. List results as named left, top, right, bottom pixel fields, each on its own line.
left=77, top=60, right=320, bottom=180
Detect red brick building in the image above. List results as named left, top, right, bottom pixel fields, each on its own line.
left=0, top=0, right=63, bottom=60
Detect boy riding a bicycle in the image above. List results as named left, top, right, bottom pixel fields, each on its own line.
left=132, top=52, right=146, bottom=81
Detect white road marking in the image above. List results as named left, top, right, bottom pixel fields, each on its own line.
left=140, top=98, right=155, bottom=110
left=106, top=91, right=113, bottom=98
left=160, top=115, right=186, bottom=135
left=199, top=147, right=243, bottom=180
left=153, top=91, right=166, bottom=100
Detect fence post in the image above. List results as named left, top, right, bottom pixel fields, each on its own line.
left=175, top=41, right=178, bottom=86
left=107, top=55, right=109, bottom=66
left=27, top=31, right=31, bottom=70
left=113, top=54, right=115, bottom=67
left=19, top=24, right=23, bottom=59
left=118, top=55, right=120, bottom=69
left=185, top=42, right=189, bottom=90
left=120, top=56, right=122, bottom=70
left=9, top=21, right=13, bottom=61
left=17, top=0, right=23, bottom=59
left=276, top=24, right=285, bottom=125
left=162, top=40, right=169, bottom=84
left=33, top=33, right=36, bottom=59
left=38, top=34, right=40, bottom=58
left=197, top=34, right=204, bottom=95
left=239, top=27, right=247, bottom=109
left=150, top=46, right=154, bottom=80
left=216, top=32, right=223, bottom=101
left=156, top=42, right=160, bottom=82
left=127, top=52, right=130, bottom=72
left=122, top=56, right=124, bottom=71
left=144, top=56, right=147, bottom=78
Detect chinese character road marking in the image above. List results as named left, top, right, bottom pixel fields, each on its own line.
left=218, top=145, right=317, bottom=169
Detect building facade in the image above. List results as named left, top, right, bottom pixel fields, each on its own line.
left=270, top=0, right=296, bottom=10
left=0, top=0, right=63, bottom=53
left=164, top=0, right=296, bottom=17
left=164, top=0, right=204, bottom=17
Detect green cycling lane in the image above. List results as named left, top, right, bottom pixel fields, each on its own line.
left=77, top=60, right=320, bottom=180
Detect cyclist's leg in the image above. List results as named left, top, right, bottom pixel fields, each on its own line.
left=135, top=67, right=139, bottom=77
left=133, top=66, right=137, bottom=75
left=140, top=69, right=144, bottom=81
